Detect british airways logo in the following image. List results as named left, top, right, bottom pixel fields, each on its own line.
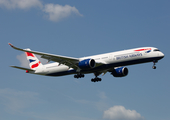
left=116, top=53, right=142, bottom=60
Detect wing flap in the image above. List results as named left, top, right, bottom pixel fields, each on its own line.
left=95, top=61, right=106, bottom=67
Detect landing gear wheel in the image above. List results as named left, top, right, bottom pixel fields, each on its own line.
left=91, top=77, right=102, bottom=82
left=74, top=74, right=85, bottom=79
left=74, top=75, right=78, bottom=79
left=152, top=60, right=157, bottom=69
left=152, top=66, right=156, bottom=69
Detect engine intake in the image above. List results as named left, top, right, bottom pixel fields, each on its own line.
left=78, top=59, right=95, bottom=69
left=111, top=67, right=128, bottom=77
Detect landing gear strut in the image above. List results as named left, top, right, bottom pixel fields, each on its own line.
left=152, top=60, right=157, bottom=69
left=74, top=74, right=84, bottom=79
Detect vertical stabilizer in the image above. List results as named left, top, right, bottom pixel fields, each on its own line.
left=25, top=49, right=43, bottom=70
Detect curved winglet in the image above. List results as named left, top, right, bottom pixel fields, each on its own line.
left=8, top=43, right=13, bottom=47
left=8, top=43, right=24, bottom=51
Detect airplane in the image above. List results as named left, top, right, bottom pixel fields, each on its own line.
left=8, top=43, right=164, bottom=82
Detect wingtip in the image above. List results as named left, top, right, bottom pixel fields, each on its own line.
left=8, top=43, right=13, bottom=47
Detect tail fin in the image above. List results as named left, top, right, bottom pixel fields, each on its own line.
left=25, top=49, right=43, bottom=70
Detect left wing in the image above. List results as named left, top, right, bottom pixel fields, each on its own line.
left=10, top=66, right=35, bottom=71
left=8, top=43, right=80, bottom=70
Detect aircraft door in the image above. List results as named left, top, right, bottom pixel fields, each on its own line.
left=109, top=54, right=115, bottom=61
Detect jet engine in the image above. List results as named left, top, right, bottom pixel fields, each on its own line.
left=78, top=59, right=95, bottom=69
left=111, top=67, right=128, bottom=77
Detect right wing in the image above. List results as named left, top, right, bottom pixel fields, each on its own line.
left=8, top=43, right=80, bottom=70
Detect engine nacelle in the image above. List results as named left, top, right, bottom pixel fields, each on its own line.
left=78, top=59, right=95, bottom=69
left=111, top=67, right=128, bottom=77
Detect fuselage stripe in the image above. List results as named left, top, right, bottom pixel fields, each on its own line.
left=134, top=48, right=151, bottom=51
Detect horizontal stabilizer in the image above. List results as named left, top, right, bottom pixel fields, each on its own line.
left=10, top=66, right=35, bottom=71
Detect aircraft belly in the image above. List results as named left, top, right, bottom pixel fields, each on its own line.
left=45, top=65, right=76, bottom=76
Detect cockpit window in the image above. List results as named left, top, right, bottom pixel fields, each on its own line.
left=154, top=49, right=160, bottom=51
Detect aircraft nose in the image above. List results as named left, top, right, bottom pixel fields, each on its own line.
left=160, top=52, right=164, bottom=58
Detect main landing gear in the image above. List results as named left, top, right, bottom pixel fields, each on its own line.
left=74, top=72, right=102, bottom=82
left=91, top=77, right=102, bottom=82
left=74, top=74, right=84, bottom=79
left=91, top=73, right=102, bottom=82
left=152, top=60, right=158, bottom=69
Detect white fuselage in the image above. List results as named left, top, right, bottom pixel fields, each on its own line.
left=33, top=47, right=164, bottom=76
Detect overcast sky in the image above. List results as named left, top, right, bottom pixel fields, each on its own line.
left=1, top=0, right=170, bottom=120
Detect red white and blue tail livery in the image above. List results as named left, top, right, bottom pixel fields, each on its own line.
left=8, top=43, right=164, bottom=82
left=25, top=49, right=43, bottom=70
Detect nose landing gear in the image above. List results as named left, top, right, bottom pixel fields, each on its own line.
left=152, top=60, right=158, bottom=69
